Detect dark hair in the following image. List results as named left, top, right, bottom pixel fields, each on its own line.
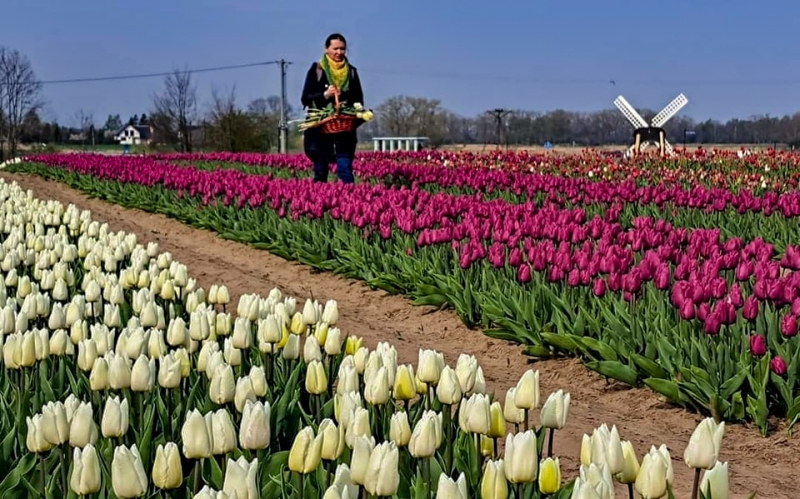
left=325, top=33, right=347, bottom=48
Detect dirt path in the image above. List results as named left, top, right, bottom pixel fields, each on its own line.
left=3, top=172, right=793, bottom=498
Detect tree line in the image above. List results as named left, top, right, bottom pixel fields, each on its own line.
left=2, top=45, right=800, bottom=159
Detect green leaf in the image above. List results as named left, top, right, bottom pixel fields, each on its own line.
left=585, top=361, right=639, bottom=386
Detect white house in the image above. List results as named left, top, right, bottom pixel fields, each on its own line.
left=114, top=125, right=153, bottom=145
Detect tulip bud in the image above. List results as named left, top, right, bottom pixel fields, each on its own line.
left=319, top=418, right=345, bottom=461
left=211, top=409, right=237, bottom=455
left=40, top=401, right=70, bottom=446
left=437, top=366, right=462, bottom=405
left=112, top=444, right=149, bottom=498
left=417, top=349, right=444, bottom=384
left=700, top=461, right=729, bottom=499
left=304, top=335, right=322, bottom=363
left=540, top=389, right=570, bottom=429
left=240, top=400, right=271, bottom=450
left=101, top=396, right=130, bottom=439
left=503, top=431, right=538, bottom=483
left=152, top=443, right=183, bottom=490
left=26, top=415, right=53, bottom=453
left=222, top=456, right=258, bottom=499
left=181, top=409, right=213, bottom=459
left=71, top=444, right=102, bottom=495
left=684, top=417, right=725, bottom=470
left=389, top=411, right=411, bottom=447
left=436, top=473, right=468, bottom=499
left=364, top=366, right=391, bottom=405
left=363, top=441, right=400, bottom=497
left=635, top=450, right=668, bottom=499
left=455, top=354, right=478, bottom=393
left=69, top=402, right=99, bottom=448
left=345, top=335, right=363, bottom=356
left=514, top=369, right=539, bottom=410
left=210, top=364, right=236, bottom=404
left=350, top=435, right=376, bottom=486
left=408, top=410, right=440, bottom=458
left=460, top=393, right=491, bottom=435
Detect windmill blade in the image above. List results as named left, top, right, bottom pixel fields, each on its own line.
left=651, top=94, right=688, bottom=128
left=614, top=96, right=649, bottom=129
left=664, top=140, right=675, bottom=155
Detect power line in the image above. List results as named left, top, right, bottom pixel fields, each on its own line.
left=362, top=67, right=800, bottom=87
left=39, top=61, right=280, bottom=85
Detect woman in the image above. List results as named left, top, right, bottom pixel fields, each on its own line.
left=301, top=33, right=365, bottom=184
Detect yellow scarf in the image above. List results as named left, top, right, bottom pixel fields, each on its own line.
left=320, top=54, right=349, bottom=91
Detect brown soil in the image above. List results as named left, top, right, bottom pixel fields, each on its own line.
left=2, top=171, right=794, bottom=499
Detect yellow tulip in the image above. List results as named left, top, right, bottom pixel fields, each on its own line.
left=305, top=360, right=328, bottom=395
left=487, top=402, right=505, bottom=439
left=617, top=440, right=640, bottom=485
left=393, top=364, right=416, bottom=401
left=480, top=459, right=508, bottom=499
left=538, top=457, right=561, bottom=494
left=288, top=426, right=323, bottom=474
left=345, top=335, right=363, bottom=355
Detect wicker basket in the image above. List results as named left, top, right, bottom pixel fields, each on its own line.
left=319, top=93, right=359, bottom=134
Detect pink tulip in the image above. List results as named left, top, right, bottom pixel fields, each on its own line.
left=770, top=356, right=788, bottom=376
left=781, top=315, right=798, bottom=337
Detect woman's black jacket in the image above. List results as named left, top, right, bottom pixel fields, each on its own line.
left=301, top=62, right=364, bottom=159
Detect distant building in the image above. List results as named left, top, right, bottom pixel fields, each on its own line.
left=114, top=125, right=153, bottom=145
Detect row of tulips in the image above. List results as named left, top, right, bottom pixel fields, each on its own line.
left=0, top=176, right=745, bottom=499
left=11, top=158, right=800, bottom=430
left=154, top=154, right=800, bottom=250
left=152, top=147, right=800, bottom=193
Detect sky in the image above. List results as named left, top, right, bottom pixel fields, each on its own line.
left=5, top=0, right=800, bottom=128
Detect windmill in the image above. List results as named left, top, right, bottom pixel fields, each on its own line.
left=614, top=93, right=688, bottom=157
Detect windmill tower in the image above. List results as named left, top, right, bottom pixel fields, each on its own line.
left=614, top=94, right=688, bottom=157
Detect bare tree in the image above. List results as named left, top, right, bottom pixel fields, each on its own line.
left=151, top=68, right=197, bottom=152
left=0, top=47, right=43, bottom=159
left=74, top=109, right=95, bottom=149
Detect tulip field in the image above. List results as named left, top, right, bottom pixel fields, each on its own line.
left=7, top=149, right=800, bottom=439
left=0, top=175, right=740, bottom=499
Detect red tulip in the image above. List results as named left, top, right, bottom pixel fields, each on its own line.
left=770, top=356, right=788, bottom=376
left=592, top=278, right=606, bottom=297
left=750, top=335, right=767, bottom=356
left=517, top=264, right=531, bottom=283
left=679, top=301, right=696, bottom=320
left=742, top=296, right=759, bottom=321
left=781, top=314, right=798, bottom=337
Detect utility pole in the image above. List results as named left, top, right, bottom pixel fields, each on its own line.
left=278, top=59, right=291, bottom=154
left=486, top=108, right=511, bottom=149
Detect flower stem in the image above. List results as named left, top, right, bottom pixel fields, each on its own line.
left=39, top=453, right=47, bottom=499
left=193, top=459, right=202, bottom=494
left=547, top=428, right=555, bottom=458
left=690, top=467, right=701, bottom=499
left=299, top=472, right=305, bottom=499
left=628, top=483, right=634, bottom=499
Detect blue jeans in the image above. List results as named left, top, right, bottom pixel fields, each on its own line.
left=314, top=151, right=355, bottom=184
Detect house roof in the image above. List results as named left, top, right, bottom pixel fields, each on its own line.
left=115, top=124, right=152, bottom=140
